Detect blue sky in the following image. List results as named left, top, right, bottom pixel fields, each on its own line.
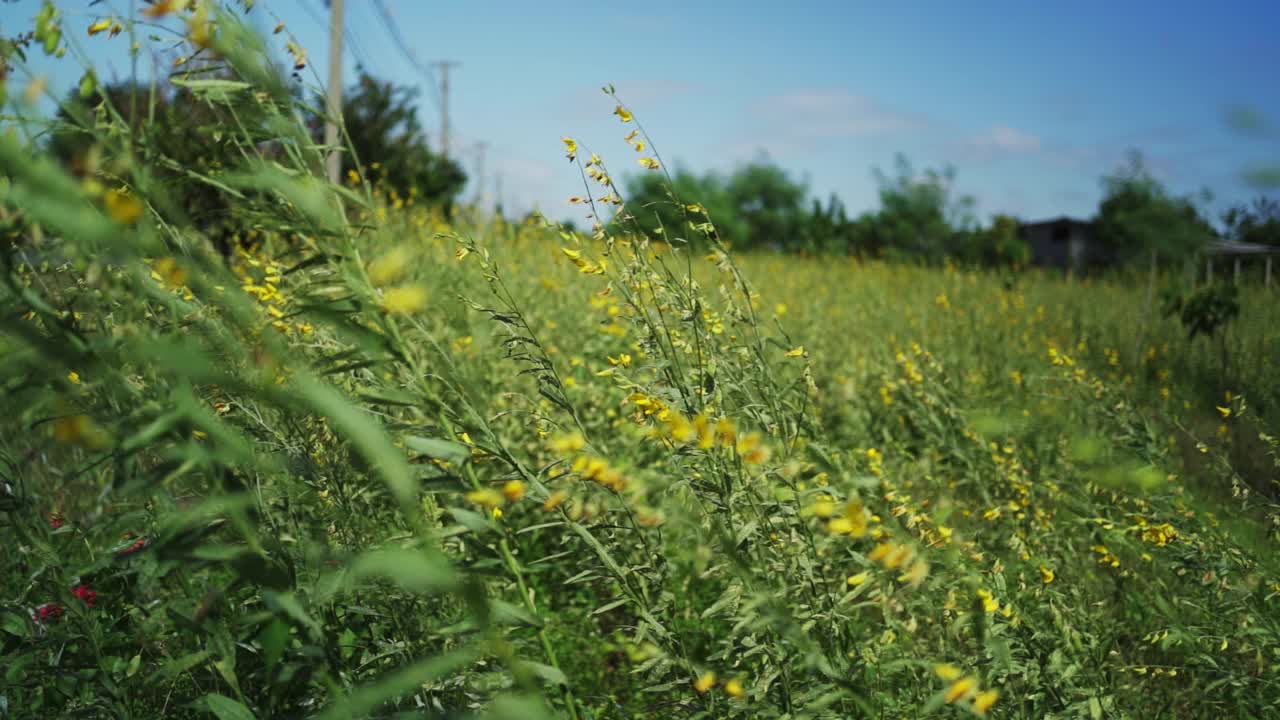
left=5, top=0, right=1279, bottom=225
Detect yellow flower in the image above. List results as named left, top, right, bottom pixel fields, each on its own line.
left=548, top=432, right=586, bottom=453
left=1216, top=405, right=1231, bottom=418
left=52, top=415, right=113, bottom=450
left=735, top=432, right=770, bottom=464
left=104, top=189, right=143, bottom=225
left=367, top=246, right=413, bottom=287
left=380, top=285, right=428, bottom=315
left=141, top=0, right=180, bottom=19
left=943, top=676, right=977, bottom=704
left=724, top=678, right=745, bottom=699
left=67, top=371, right=81, bottom=385
left=972, top=689, right=999, bottom=714
left=153, top=257, right=187, bottom=288
left=714, top=417, right=737, bottom=446
left=562, top=137, right=578, bottom=161
left=829, top=500, right=868, bottom=538
left=543, top=490, right=568, bottom=511
left=187, top=1, right=214, bottom=49
left=638, top=157, right=660, bottom=170
left=613, top=105, right=633, bottom=122
left=977, top=588, right=999, bottom=613
left=785, top=346, right=806, bottom=358
left=501, top=480, right=526, bottom=502
left=465, top=488, right=504, bottom=509
left=87, top=19, right=111, bottom=36
left=901, top=558, right=929, bottom=586
left=934, top=663, right=963, bottom=681
left=693, top=671, right=716, bottom=694
left=693, top=414, right=715, bottom=450
left=847, top=572, right=869, bottom=586
left=1039, top=565, right=1055, bottom=584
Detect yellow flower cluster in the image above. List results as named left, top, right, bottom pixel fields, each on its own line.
left=692, top=671, right=745, bottom=699
left=465, top=480, right=527, bottom=510
left=560, top=247, right=607, bottom=275
left=234, top=249, right=313, bottom=334
left=934, top=664, right=999, bottom=715
left=1140, top=522, right=1178, bottom=547
left=1092, top=544, right=1121, bottom=569
left=867, top=541, right=929, bottom=586
left=626, top=394, right=751, bottom=454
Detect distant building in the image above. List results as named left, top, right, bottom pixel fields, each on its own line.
left=1203, top=239, right=1278, bottom=287
left=1019, top=216, right=1110, bottom=271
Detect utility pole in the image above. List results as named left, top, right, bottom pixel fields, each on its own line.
left=473, top=141, right=487, bottom=209
left=325, top=0, right=345, bottom=185
left=495, top=171, right=504, bottom=217
left=432, top=60, right=460, bottom=160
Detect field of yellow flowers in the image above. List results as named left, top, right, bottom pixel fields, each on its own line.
left=3, top=5, right=1280, bottom=719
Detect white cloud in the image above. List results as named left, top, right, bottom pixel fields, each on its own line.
left=757, top=89, right=925, bottom=138
left=968, top=125, right=1041, bottom=153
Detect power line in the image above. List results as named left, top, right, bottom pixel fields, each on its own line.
left=369, top=0, right=443, bottom=114
left=293, top=0, right=378, bottom=79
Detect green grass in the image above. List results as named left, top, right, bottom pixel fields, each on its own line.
left=2, top=5, right=1280, bottom=719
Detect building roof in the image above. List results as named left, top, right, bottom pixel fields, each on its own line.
left=1206, top=239, right=1280, bottom=256
left=1019, top=216, right=1093, bottom=229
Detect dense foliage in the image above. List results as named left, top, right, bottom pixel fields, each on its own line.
left=2, top=4, right=1280, bottom=720
left=334, top=71, right=466, bottom=212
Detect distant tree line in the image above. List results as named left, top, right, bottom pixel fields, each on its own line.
left=624, top=150, right=1280, bottom=268
left=45, top=66, right=466, bottom=253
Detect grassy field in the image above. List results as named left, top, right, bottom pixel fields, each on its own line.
left=3, top=6, right=1280, bottom=720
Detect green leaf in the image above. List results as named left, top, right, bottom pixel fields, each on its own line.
left=282, top=374, right=416, bottom=513
left=487, top=695, right=555, bottom=720
left=169, top=78, right=254, bottom=102
left=316, top=645, right=482, bottom=720
left=261, top=591, right=322, bottom=638
left=490, top=599, right=543, bottom=628
left=446, top=507, right=497, bottom=536
left=200, top=694, right=255, bottom=720
left=259, top=619, right=289, bottom=670
left=404, top=435, right=470, bottom=466
left=349, top=547, right=458, bottom=593
left=515, top=661, right=568, bottom=687
left=592, top=598, right=629, bottom=616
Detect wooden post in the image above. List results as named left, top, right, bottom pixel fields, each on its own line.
left=325, top=0, right=345, bottom=185
left=1234, top=257, right=1242, bottom=285
left=1267, top=256, right=1273, bottom=289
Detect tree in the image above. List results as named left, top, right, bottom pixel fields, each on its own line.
left=1094, top=150, right=1213, bottom=264
left=865, top=154, right=975, bottom=261
left=334, top=71, right=465, bottom=211
left=723, top=161, right=808, bottom=250
left=1221, top=196, right=1280, bottom=247
left=623, top=167, right=744, bottom=247
left=622, top=160, right=807, bottom=250
left=47, top=74, right=290, bottom=256
left=953, top=214, right=1029, bottom=267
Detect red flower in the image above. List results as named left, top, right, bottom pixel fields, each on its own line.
left=48, top=512, right=64, bottom=529
left=116, top=536, right=147, bottom=557
left=72, top=585, right=97, bottom=608
left=35, top=603, right=64, bottom=623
